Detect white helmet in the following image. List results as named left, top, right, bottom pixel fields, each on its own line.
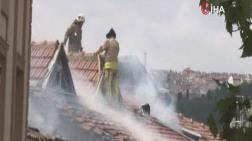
left=76, top=13, right=85, bottom=22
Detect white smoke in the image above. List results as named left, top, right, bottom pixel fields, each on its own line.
left=28, top=56, right=181, bottom=141
left=28, top=91, right=62, bottom=137
left=133, top=75, right=180, bottom=130
left=119, top=56, right=181, bottom=130
left=28, top=88, right=102, bottom=141
left=72, top=71, right=170, bottom=141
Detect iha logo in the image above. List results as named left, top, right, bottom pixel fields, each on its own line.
left=200, top=0, right=225, bottom=15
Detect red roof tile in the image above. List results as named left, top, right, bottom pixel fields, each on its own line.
left=30, top=43, right=220, bottom=141
left=68, top=53, right=99, bottom=83
left=61, top=103, right=190, bottom=141
left=27, top=127, right=64, bottom=141
left=66, top=53, right=223, bottom=141
left=67, top=53, right=191, bottom=141
left=178, top=114, right=223, bottom=141
left=30, top=41, right=59, bottom=80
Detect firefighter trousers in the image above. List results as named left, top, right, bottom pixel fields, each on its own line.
left=102, top=69, right=121, bottom=102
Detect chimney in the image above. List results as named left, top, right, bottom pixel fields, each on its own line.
left=139, top=103, right=150, bottom=116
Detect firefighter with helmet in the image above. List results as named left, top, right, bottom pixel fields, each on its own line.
left=64, top=13, right=85, bottom=52
left=94, top=28, right=122, bottom=102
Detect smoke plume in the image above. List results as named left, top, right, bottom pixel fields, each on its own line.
left=72, top=71, right=170, bottom=141
left=119, top=56, right=180, bottom=130
left=28, top=56, right=180, bottom=141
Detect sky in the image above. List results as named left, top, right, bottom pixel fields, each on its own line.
left=32, top=0, right=252, bottom=74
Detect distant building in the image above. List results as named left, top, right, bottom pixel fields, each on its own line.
left=152, top=68, right=252, bottom=99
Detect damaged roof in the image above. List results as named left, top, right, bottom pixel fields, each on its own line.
left=27, top=127, right=65, bottom=141
left=30, top=41, right=75, bottom=94
left=60, top=100, right=190, bottom=141
left=29, top=41, right=222, bottom=141
left=66, top=53, right=200, bottom=141
left=66, top=52, right=222, bottom=141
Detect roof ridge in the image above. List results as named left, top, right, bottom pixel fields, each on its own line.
left=31, top=40, right=59, bottom=46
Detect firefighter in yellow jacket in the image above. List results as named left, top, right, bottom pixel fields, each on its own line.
left=95, top=28, right=122, bottom=102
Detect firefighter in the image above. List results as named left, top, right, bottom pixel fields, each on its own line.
left=94, top=28, right=122, bottom=102
left=63, top=14, right=85, bottom=53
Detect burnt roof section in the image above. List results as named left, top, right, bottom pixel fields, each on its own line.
left=30, top=41, right=75, bottom=94
left=30, top=41, right=221, bottom=141
left=67, top=53, right=221, bottom=141
left=67, top=54, right=191, bottom=141
left=27, top=127, right=66, bottom=141
left=60, top=100, right=190, bottom=141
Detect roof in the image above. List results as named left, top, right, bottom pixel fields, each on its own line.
left=178, top=114, right=222, bottom=141
left=62, top=105, right=137, bottom=141
left=67, top=54, right=190, bottom=141
left=30, top=41, right=59, bottom=80
left=68, top=53, right=100, bottom=84
left=27, top=127, right=65, bottom=141
left=60, top=99, right=190, bottom=141
left=29, top=42, right=221, bottom=141
left=67, top=53, right=222, bottom=141
left=30, top=40, right=75, bottom=94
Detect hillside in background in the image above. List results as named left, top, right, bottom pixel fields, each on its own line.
left=151, top=68, right=252, bottom=99
left=150, top=68, right=252, bottom=124
left=177, top=82, right=252, bottom=124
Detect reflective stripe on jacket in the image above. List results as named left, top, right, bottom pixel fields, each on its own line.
left=104, top=61, right=118, bottom=70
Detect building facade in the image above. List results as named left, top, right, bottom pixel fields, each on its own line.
left=0, top=0, right=32, bottom=141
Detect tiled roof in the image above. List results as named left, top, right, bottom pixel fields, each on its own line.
left=68, top=53, right=100, bottom=84
left=60, top=101, right=190, bottom=141
left=30, top=40, right=76, bottom=94
left=27, top=127, right=65, bottom=141
left=62, top=53, right=188, bottom=140
left=29, top=42, right=221, bottom=141
left=67, top=53, right=221, bottom=141
left=61, top=106, right=137, bottom=141
left=66, top=54, right=190, bottom=141
left=30, top=41, right=59, bottom=80
left=144, top=117, right=189, bottom=141
left=178, top=114, right=222, bottom=141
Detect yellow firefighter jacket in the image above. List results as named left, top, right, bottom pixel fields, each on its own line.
left=96, top=38, right=119, bottom=70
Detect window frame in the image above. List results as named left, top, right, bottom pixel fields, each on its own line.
left=0, top=54, right=6, bottom=141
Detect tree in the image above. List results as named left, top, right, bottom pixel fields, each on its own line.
left=200, top=0, right=252, bottom=57
left=207, top=79, right=252, bottom=141
left=207, top=113, right=218, bottom=137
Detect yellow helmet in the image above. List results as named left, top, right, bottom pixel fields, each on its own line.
left=76, top=13, right=85, bottom=22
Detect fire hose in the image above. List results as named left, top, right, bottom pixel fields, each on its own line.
left=95, top=70, right=105, bottom=95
